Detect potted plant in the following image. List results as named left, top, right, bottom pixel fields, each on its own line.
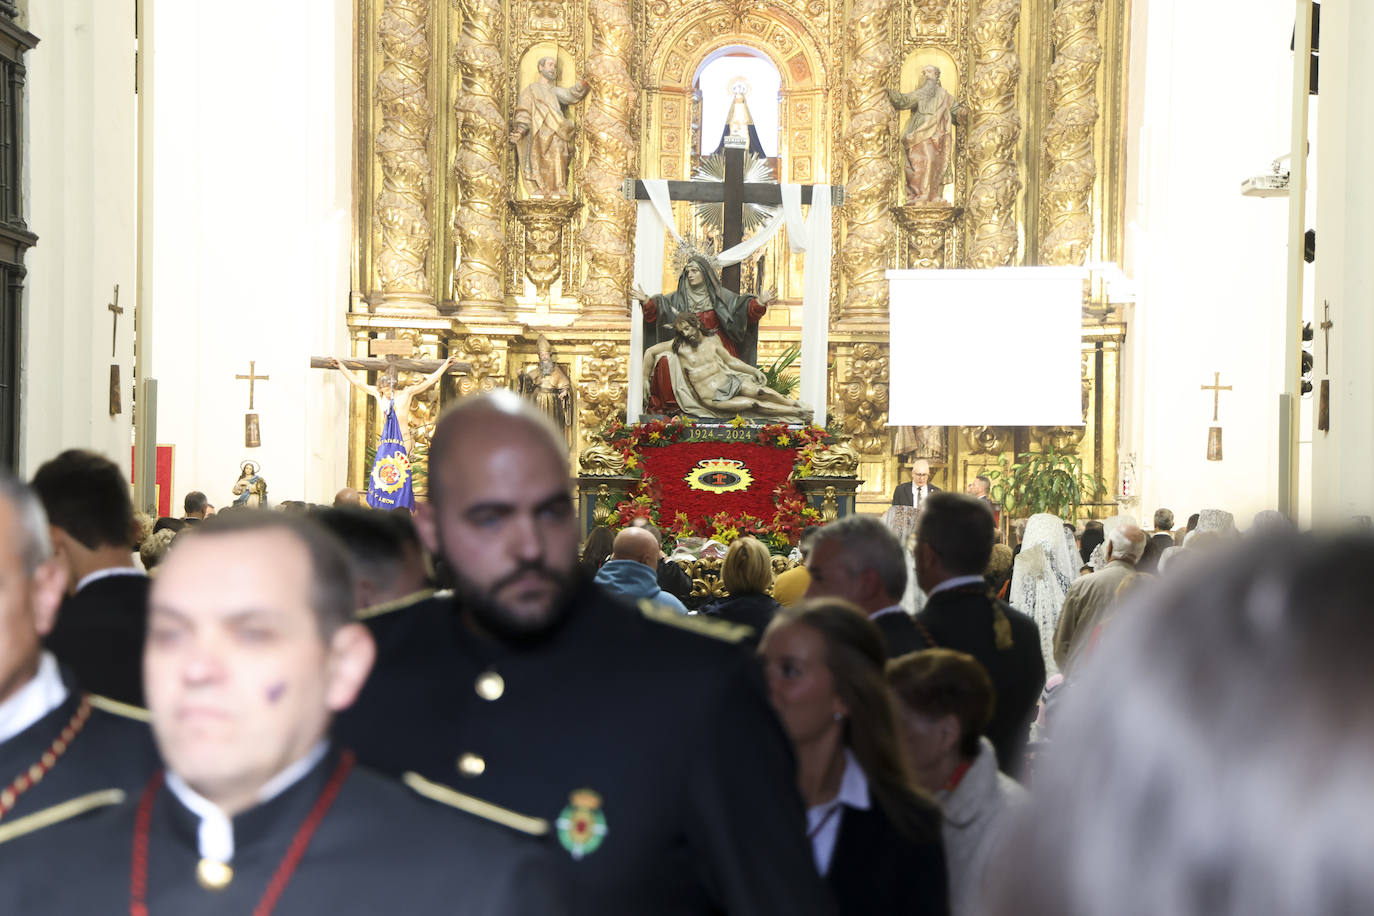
left=986, top=448, right=1107, bottom=521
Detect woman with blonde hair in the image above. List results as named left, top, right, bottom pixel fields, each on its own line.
left=701, top=536, right=779, bottom=645
left=759, top=599, right=948, bottom=915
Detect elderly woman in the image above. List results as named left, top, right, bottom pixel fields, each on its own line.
left=889, top=649, right=1026, bottom=916
left=759, top=600, right=948, bottom=916
left=701, top=536, right=779, bottom=644
left=987, top=534, right=1374, bottom=916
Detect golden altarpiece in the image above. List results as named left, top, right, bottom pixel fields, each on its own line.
left=348, top=0, right=1132, bottom=514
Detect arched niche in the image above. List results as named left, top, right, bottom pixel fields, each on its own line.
left=643, top=7, right=828, bottom=186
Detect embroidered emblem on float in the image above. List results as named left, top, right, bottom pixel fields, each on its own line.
left=684, top=458, right=753, bottom=494
left=556, top=788, right=608, bottom=859
left=370, top=452, right=411, bottom=493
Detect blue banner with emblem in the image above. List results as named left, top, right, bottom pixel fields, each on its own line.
left=367, top=403, right=415, bottom=510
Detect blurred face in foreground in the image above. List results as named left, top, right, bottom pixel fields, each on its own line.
left=759, top=620, right=845, bottom=748
left=145, top=530, right=373, bottom=815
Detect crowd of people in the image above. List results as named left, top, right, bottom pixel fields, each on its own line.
left=0, top=394, right=1367, bottom=915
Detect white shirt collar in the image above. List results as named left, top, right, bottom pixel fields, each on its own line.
left=164, top=739, right=331, bottom=864
left=74, top=566, right=145, bottom=594
left=927, top=574, right=987, bottom=597
left=868, top=603, right=908, bottom=620
left=805, top=750, right=871, bottom=876
left=0, top=653, right=69, bottom=744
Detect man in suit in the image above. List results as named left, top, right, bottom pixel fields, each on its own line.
left=182, top=491, right=212, bottom=524
left=892, top=457, right=941, bottom=509
left=335, top=391, right=834, bottom=916
left=805, top=514, right=926, bottom=659
left=31, top=450, right=150, bottom=706
left=914, top=493, right=1045, bottom=775
left=1, top=512, right=566, bottom=914
left=1053, top=523, right=1146, bottom=671
left=966, top=475, right=993, bottom=503
left=0, top=472, right=158, bottom=828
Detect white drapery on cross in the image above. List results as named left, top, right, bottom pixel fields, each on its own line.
left=628, top=180, right=831, bottom=424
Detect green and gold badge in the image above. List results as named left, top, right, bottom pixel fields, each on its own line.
left=556, top=788, right=608, bottom=859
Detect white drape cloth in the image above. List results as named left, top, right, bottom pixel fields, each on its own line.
left=628, top=182, right=833, bottom=425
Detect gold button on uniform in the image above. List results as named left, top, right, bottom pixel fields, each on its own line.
left=457, top=752, right=486, bottom=777
left=475, top=670, right=504, bottom=701
left=196, top=859, right=234, bottom=891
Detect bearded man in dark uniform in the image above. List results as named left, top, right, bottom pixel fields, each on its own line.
left=335, top=391, right=836, bottom=916
left=1, top=513, right=565, bottom=915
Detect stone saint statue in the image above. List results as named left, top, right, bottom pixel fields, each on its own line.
left=231, top=462, right=267, bottom=508
left=516, top=334, right=573, bottom=434
left=509, top=56, right=590, bottom=199
left=888, top=65, right=964, bottom=204
left=643, top=312, right=812, bottom=422
left=328, top=356, right=456, bottom=456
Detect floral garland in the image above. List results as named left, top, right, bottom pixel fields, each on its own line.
left=601, top=418, right=828, bottom=551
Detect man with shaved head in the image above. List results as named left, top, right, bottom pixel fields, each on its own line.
left=336, top=390, right=835, bottom=916
left=593, top=527, right=687, bottom=614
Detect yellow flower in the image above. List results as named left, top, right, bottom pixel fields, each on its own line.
left=649, top=431, right=662, bottom=441
left=728, top=416, right=748, bottom=428
left=625, top=454, right=639, bottom=469
left=776, top=435, right=792, bottom=447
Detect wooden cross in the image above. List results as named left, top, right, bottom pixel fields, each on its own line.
left=308, top=337, right=472, bottom=376
left=1320, top=300, right=1334, bottom=372
left=107, top=285, right=123, bottom=358
left=624, top=135, right=843, bottom=292
left=1201, top=371, right=1232, bottom=422
left=235, top=360, right=270, bottom=410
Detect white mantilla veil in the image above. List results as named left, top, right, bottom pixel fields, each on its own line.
left=1088, top=513, right=1138, bottom=572
left=1010, top=513, right=1079, bottom=675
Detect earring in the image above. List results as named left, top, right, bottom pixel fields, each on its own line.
left=833, top=712, right=844, bottom=722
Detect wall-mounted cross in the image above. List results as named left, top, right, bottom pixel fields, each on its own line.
left=107, top=285, right=122, bottom=358
left=235, top=360, right=270, bottom=410
left=1320, top=301, right=1335, bottom=373
left=1201, top=371, right=1232, bottom=422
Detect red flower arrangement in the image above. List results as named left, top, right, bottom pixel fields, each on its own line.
left=602, top=419, right=827, bottom=551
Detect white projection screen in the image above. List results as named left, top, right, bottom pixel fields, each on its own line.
left=886, top=267, right=1086, bottom=427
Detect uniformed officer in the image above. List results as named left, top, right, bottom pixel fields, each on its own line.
left=335, top=391, right=838, bottom=915
left=1, top=512, right=566, bottom=915
left=0, top=472, right=158, bottom=830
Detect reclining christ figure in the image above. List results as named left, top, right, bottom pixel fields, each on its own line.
left=643, top=312, right=812, bottom=423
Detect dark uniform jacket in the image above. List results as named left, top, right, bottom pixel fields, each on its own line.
left=45, top=571, right=150, bottom=706
left=0, top=748, right=567, bottom=915
left=891, top=482, right=941, bottom=508
left=700, top=591, right=779, bottom=648
left=914, top=586, right=1045, bottom=774
left=870, top=608, right=928, bottom=660
left=335, top=580, right=838, bottom=916
left=0, top=665, right=158, bottom=823
left=827, top=801, right=949, bottom=916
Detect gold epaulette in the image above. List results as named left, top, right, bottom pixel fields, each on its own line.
left=87, top=694, right=151, bottom=722
left=0, top=789, right=125, bottom=845
left=357, top=588, right=445, bottom=620
left=402, top=772, right=549, bottom=837
left=638, top=599, right=754, bottom=644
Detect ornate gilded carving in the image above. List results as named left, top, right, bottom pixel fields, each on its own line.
left=591, top=484, right=616, bottom=525
left=837, top=344, right=889, bottom=453
left=580, top=442, right=628, bottom=477
left=966, top=0, right=1022, bottom=269
left=914, top=0, right=949, bottom=34
left=577, top=341, right=629, bottom=431
left=453, top=0, right=507, bottom=313
left=578, top=0, right=638, bottom=319
left=1041, top=0, right=1104, bottom=266
left=374, top=0, right=433, bottom=296
left=838, top=0, right=896, bottom=323
left=509, top=199, right=579, bottom=297
left=809, top=439, right=861, bottom=477
left=893, top=205, right=959, bottom=269
left=962, top=425, right=1010, bottom=455
left=453, top=335, right=504, bottom=397
left=821, top=486, right=839, bottom=522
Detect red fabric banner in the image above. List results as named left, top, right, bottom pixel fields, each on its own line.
left=639, top=440, right=799, bottom=528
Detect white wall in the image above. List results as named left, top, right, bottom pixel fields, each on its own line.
left=147, top=0, right=352, bottom=509
left=1309, top=0, right=1374, bottom=523
left=1120, top=0, right=1297, bottom=529
left=22, top=0, right=137, bottom=476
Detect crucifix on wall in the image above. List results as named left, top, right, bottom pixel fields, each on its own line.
left=107, top=285, right=122, bottom=416
left=1201, top=371, right=1232, bottom=461
left=1318, top=301, right=1334, bottom=432
left=236, top=360, right=269, bottom=448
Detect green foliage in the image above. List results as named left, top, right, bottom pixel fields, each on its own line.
left=761, top=345, right=801, bottom=397
left=986, top=449, right=1107, bottom=521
